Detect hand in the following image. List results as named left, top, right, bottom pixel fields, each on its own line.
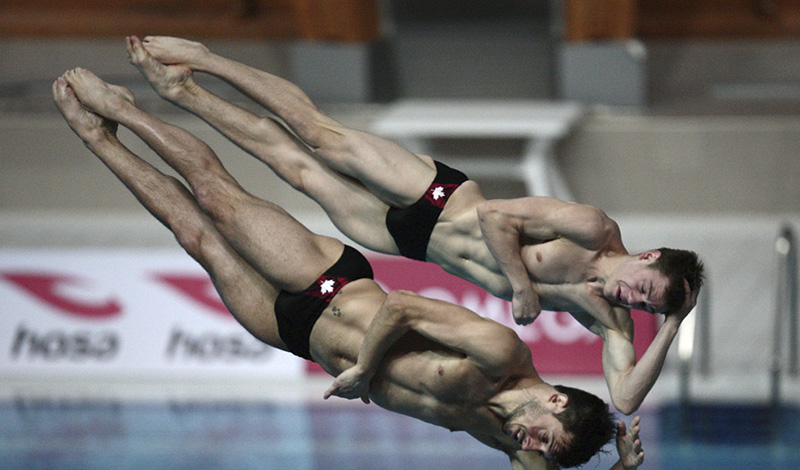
left=665, top=278, right=698, bottom=324
left=512, top=288, right=542, bottom=326
left=323, top=365, right=371, bottom=404
left=616, top=416, right=644, bottom=470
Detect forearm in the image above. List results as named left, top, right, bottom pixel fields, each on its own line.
left=476, top=203, right=532, bottom=293
left=355, top=292, right=414, bottom=376
left=610, top=321, right=680, bottom=414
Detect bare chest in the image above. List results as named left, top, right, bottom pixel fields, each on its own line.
left=517, top=240, right=599, bottom=304
left=369, top=346, right=501, bottom=428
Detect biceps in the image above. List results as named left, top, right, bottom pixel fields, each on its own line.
left=416, top=316, right=522, bottom=367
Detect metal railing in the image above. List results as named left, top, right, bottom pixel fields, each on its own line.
left=771, top=223, right=798, bottom=405
left=679, top=223, right=798, bottom=406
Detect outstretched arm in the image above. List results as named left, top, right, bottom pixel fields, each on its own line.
left=602, top=280, right=695, bottom=414
left=476, top=197, right=614, bottom=325
left=324, top=290, right=529, bottom=401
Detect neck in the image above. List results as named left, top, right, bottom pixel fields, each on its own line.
left=489, top=379, right=552, bottom=418
left=592, top=251, right=635, bottom=283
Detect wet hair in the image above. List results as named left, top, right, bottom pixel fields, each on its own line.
left=551, top=385, right=616, bottom=468
left=650, top=247, right=705, bottom=314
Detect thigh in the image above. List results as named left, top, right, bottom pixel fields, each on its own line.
left=203, top=236, right=288, bottom=350
left=299, top=158, right=402, bottom=255
left=171, top=200, right=290, bottom=351
left=208, top=185, right=351, bottom=292
left=315, top=124, right=438, bottom=208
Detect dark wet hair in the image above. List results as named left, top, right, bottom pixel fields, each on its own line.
left=551, top=385, right=616, bottom=468
left=651, top=247, right=705, bottom=313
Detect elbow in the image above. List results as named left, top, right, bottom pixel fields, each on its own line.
left=383, top=290, right=417, bottom=322
left=476, top=199, right=498, bottom=216
left=612, top=396, right=640, bottom=416
left=617, top=405, right=636, bottom=416
left=476, top=200, right=504, bottom=226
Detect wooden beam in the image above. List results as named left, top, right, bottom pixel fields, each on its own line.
left=637, top=0, right=800, bottom=38
left=563, top=0, right=638, bottom=42
left=0, top=0, right=380, bottom=41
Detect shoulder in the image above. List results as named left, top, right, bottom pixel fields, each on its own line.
left=554, top=202, right=618, bottom=248
left=564, top=202, right=614, bottom=231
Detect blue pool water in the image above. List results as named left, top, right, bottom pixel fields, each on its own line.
left=1, top=398, right=798, bottom=470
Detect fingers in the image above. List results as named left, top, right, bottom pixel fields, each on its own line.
left=514, top=316, right=533, bottom=326
left=631, top=415, right=641, bottom=433
left=513, top=309, right=540, bottom=326
left=617, top=420, right=627, bottom=436
left=683, top=278, right=697, bottom=308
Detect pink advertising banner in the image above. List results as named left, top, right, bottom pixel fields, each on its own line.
left=0, top=248, right=657, bottom=379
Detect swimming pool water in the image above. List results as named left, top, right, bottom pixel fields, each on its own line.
left=1, top=399, right=798, bottom=470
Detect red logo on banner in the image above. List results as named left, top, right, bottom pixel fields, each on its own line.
left=154, top=274, right=232, bottom=318
left=2, top=272, right=121, bottom=319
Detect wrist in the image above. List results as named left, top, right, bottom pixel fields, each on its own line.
left=354, top=360, right=374, bottom=378
left=512, top=284, right=533, bottom=294
left=659, top=317, right=681, bottom=335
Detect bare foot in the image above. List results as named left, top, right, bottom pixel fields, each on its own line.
left=126, top=35, right=197, bottom=101
left=52, top=76, right=117, bottom=145
left=139, top=35, right=211, bottom=70
left=61, top=68, right=135, bottom=122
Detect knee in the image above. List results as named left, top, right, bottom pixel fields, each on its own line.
left=172, top=219, right=207, bottom=259
left=296, top=118, right=353, bottom=154
left=173, top=221, right=229, bottom=271
left=192, top=179, right=238, bottom=226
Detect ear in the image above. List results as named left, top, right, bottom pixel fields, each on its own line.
left=549, top=392, right=569, bottom=411
left=639, top=250, right=661, bottom=262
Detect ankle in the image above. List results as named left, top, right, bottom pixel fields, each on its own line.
left=82, top=128, right=117, bottom=149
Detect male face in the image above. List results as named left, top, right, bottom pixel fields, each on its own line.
left=604, top=251, right=671, bottom=314
left=503, top=398, right=571, bottom=462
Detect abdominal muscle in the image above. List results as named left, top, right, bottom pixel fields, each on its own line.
left=366, top=337, right=493, bottom=429
left=426, top=183, right=514, bottom=300
left=428, top=197, right=601, bottom=315
left=310, top=290, right=490, bottom=427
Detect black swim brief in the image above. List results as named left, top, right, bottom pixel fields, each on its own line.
left=385, top=160, right=468, bottom=261
left=274, top=245, right=374, bottom=361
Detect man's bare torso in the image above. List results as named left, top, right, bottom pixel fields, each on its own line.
left=428, top=183, right=623, bottom=330
left=307, top=280, right=519, bottom=436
